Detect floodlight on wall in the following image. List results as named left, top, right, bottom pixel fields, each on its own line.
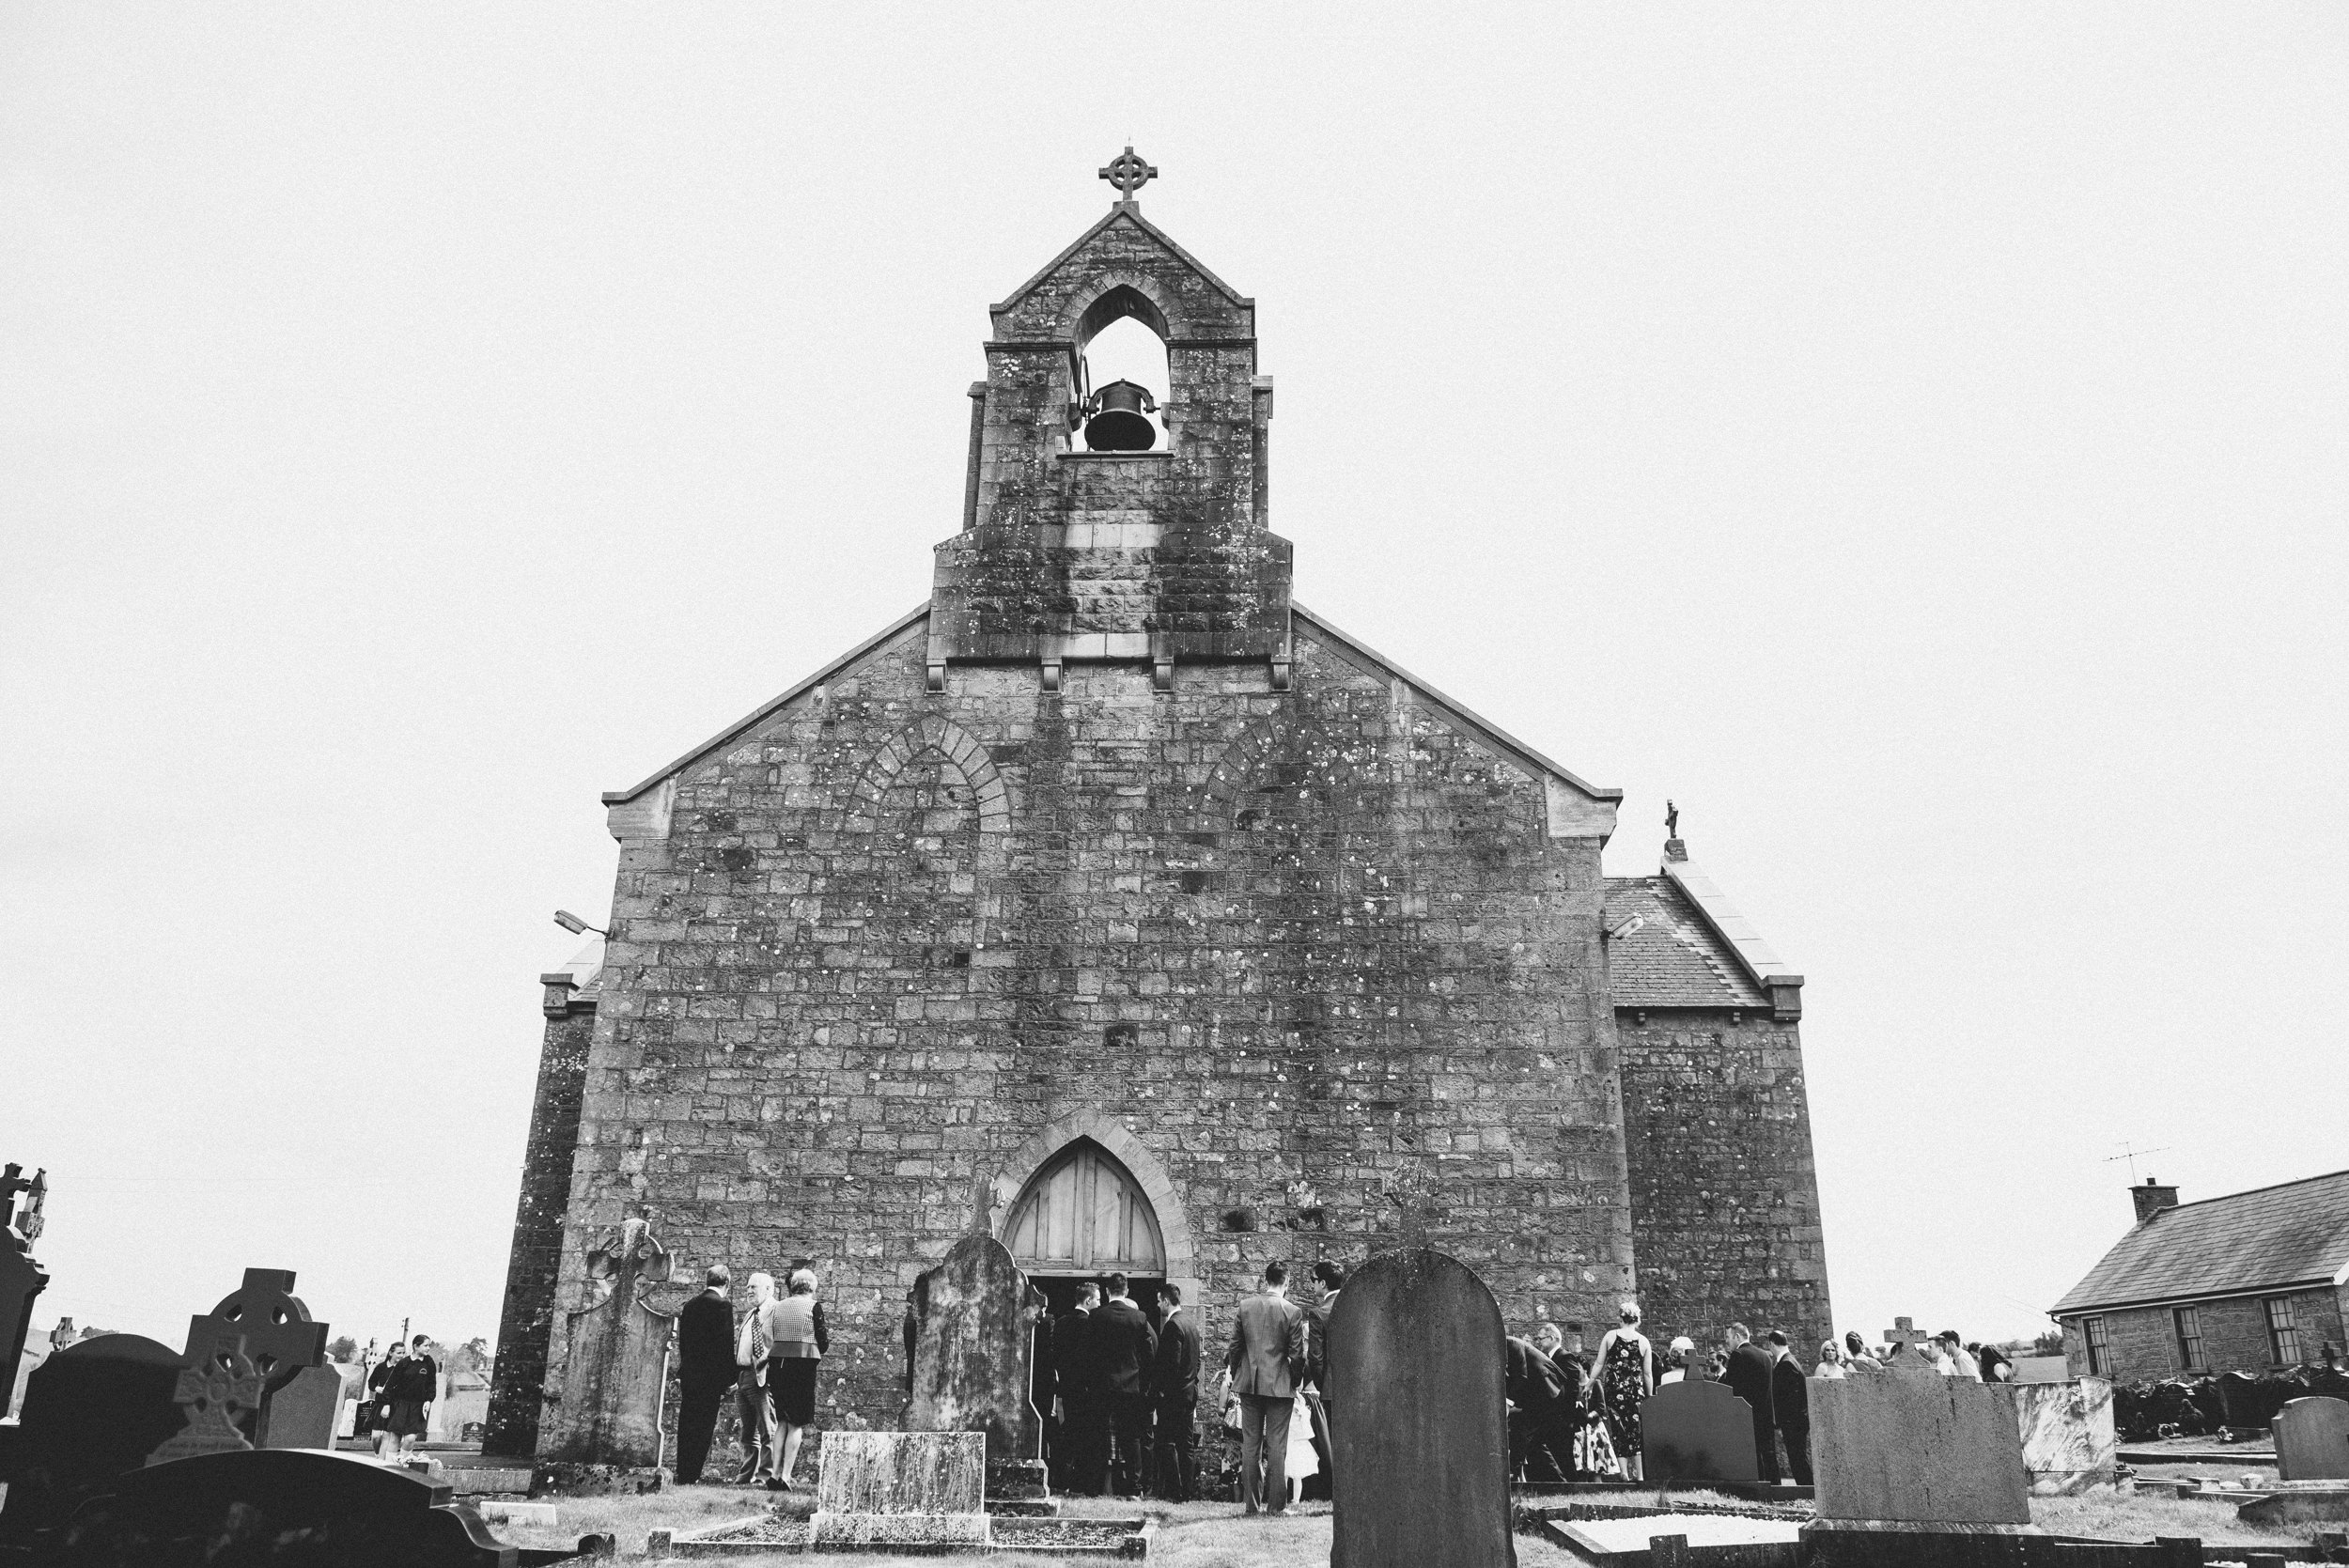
left=553, top=909, right=607, bottom=938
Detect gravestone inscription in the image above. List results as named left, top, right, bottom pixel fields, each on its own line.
left=1328, top=1248, right=1514, bottom=1568
left=149, top=1335, right=266, bottom=1464
left=1641, top=1378, right=1762, bottom=1485
left=902, top=1233, right=1050, bottom=1492
left=2276, top=1396, right=2349, bottom=1483
left=810, top=1429, right=990, bottom=1549
left=1809, top=1373, right=2031, bottom=1525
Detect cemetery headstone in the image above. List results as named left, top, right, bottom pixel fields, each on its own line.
left=0, top=1163, right=50, bottom=1421
left=1328, top=1248, right=1515, bottom=1568
left=179, top=1265, right=331, bottom=1448
left=257, top=1360, right=350, bottom=1451
left=1641, top=1378, right=1762, bottom=1485
left=542, top=1216, right=678, bottom=1467
left=80, top=1447, right=512, bottom=1566
left=1877, top=1317, right=1941, bottom=1377
left=1994, top=1377, right=2117, bottom=1495
left=809, top=1429, right=990, bottom=1549
left=1807, top=1371, right=2031, bottom=1525
left=148, top=1334, right=265, bottom=1464
left=0, top=1332, right=186, bottom=1545
left=902, top=1233, right=1050, bottom=1496
left=2276, top=1396, right=2349, bottom=1483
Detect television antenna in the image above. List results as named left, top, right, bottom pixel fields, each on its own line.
left=2103, top=1141, right=2172, bottom=1182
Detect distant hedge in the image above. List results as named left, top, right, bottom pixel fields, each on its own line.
left=2111, top=1366, right=2349, bottom=1441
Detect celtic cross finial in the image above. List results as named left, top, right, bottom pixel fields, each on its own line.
left=1098, top=146, right=1157, bottom=203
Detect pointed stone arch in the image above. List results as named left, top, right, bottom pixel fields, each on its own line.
left=1193, top=714, right=1368, bottom=829
left=845, top=717, right=1012, bottom=840
left=990, top=1110, right=1194, bottom=1282
left=1059, top=274, right=1181, bottom=351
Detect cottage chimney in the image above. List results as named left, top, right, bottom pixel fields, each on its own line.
left=2131, top=1175, right=2179, bottom=1224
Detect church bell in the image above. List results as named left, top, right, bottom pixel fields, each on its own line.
left=1081, top=379, right=1159, bottom=452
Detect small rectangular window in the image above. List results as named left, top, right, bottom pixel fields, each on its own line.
left=2083, top=1316, right=2110, bottom=1375
left=2173, top=1306, right=2203, bottom=1371
left=2266, top=1297, right=2302, bottom=1365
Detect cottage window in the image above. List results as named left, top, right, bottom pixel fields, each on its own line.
left=2172, top=1306, right=2204, bottom=1372
left=2082, top=1315, right=2110, bottom=1375
left=2265, top=1296, right=2302, bottom=1365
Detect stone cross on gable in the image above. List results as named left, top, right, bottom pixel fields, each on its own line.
left=183, top=1267, right=329, bottom=1394
left=0, top=1164, right=43, bottom=1251
left=1098, top=146, right=1157, bottom=202
left=149, top=1334, right=265, bottom=1463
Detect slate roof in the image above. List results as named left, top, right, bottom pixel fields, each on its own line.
left=2050, top=1169, right=2349, bottom=1315
left=1605, top=874, right=1772, bottom=1009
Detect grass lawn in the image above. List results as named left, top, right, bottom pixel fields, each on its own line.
left=496, top=1492, right=1592, bottom=1566
left=495, top=1483, right=2328, bottom=1563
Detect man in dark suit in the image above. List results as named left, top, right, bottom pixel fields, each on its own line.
left=1095, top=1273, right=1159, bottom=1496
left=674, top=1265, right=739, bottom=1484
left=1054, top=1283, right=1105, bottom=1495
left=1721, top=1322, right=1780, bottom=1484
left=1298, top=1262, right=1343, bottom=1500
left=1765, top=1330, right=1812, bottom=1485
left=1221, top=1261, right=1306, bottom=1515
left=1149, top=1281, right=1202, bottom=1500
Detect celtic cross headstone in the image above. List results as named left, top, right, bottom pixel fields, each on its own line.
left=148, top=1335, right=266, bottom=1463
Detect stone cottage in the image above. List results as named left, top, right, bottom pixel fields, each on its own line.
left=485, top=160, right=1831, bottom=1463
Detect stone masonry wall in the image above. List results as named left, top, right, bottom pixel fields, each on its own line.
left=539, top=620, right=1636, bottom=1453
left=2062, top=1285, right=2349, bottom=1382
left=486, top=992, right=598, bottom=1456
left=1614, top=1010, right=1833, bottom=1356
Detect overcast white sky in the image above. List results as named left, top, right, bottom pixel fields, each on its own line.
left=7, top=5, right=2345, bottom=1359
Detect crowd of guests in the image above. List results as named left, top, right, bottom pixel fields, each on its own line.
left=1505, top=1304, right=2020, bottom=1487
left=672, top=1263, right=832, bottom=1488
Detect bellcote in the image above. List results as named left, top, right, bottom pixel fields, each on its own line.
left=929, top=161, right=1293, bottom=692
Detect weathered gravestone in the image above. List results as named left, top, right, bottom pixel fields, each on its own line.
left=0, top=1332, right=186, bottom=1545
left=178, top=1267, right=333, bottom=1449
left=1641, top=1378, right=1762, bottom=1485
left=148, top=1334, right=266, bottom=1463
left=1329, top=1249, right=1514, bottom=1568
left=1807, top=1372, right=2031, bottom=1526
left=1994, top=1377, right=2116, bottom=1495
left=810, top=1429, right=990, bottom=1549
left=2276, top=1396, right=2349, bottom=1483
left=902, top=1233, right=1050, bottom=1498
left=74, top=1447, right=512, bottom=1566
left=0, top=1163, right=50, bottom=1421
left=258, top=1362, right=351, bottom=1451
left=542, top=1217, right=680, bottom=1467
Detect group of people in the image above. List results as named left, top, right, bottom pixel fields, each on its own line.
left=1033, top=1272, right=1208, bottom=1502
left=673, top=1264, right=831, bottom=1489
left=359, top=1334, right=441, bottom=1460
left=1505, top=1304, right=2019, bottom=1487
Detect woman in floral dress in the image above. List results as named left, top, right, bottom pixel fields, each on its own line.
left=1592, top=1301, right=1658, bottom=1480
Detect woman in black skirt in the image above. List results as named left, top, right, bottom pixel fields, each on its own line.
left=762, top=1269, right=829, bottom=1490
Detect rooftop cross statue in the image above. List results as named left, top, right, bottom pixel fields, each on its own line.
left=1098, top=146, right=1158, bottom=202
left=1665, top=800, right=1678, bottom=840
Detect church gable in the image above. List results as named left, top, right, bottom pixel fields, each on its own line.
left=988, top=204, right=1252, bottom=343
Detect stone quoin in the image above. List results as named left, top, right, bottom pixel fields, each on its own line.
left=486, top=156, right=1833, bottom=1463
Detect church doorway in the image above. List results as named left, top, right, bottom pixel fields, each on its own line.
left=1003, top=1138, right=1168, bottom=1325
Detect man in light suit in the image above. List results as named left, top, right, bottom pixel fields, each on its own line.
left=1221, top=1261, right=1306, bottom=1515
left=732, top=1271, right=776, bottom=1483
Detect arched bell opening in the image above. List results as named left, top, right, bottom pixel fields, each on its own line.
left=1003, top=1137, right=1169, bottom=1324
left=1071, top=286, right=1172, bottom=453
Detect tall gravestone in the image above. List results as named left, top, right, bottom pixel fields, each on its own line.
left=544, top=1217, right=679, bottom=1467
left=1641, top=1379, right=1762, bottom=1485
left=1329, top=1249, right=1514, bottom=1568
left=0, top=1332, right=186, bottom=1545
left=902, top=1234, right=1050, bottom=1497
left=2276, top=1397, right=2349, bottom=1483
left=0, top=1163, right=50, bottom=1421
left=1808, top=1372, right=2031, bottom=1526
left=177, top=1267, right=333, bottom=1450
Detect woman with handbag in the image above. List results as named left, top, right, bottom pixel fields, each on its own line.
left=367, top=1343, right=407, bottom=1459
left=762, top=1269, right=830, bottom=1491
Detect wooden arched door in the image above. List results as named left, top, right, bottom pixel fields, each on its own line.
left=1003, top=1140, right=1166, bottom=1280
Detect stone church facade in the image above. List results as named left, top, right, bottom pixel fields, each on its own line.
left=486, top=172, right=1831, bottom=1462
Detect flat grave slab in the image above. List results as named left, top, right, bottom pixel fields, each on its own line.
left=809, top=1429, right=989, bottom=1550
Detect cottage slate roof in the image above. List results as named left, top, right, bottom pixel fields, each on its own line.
left=2050, top=1169, right=2349, bottom=1315
left=1605, top=873, right=1772, bottom=1009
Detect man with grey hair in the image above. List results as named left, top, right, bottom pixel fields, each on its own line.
left=732, top=1270, right=777, bottom=1483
